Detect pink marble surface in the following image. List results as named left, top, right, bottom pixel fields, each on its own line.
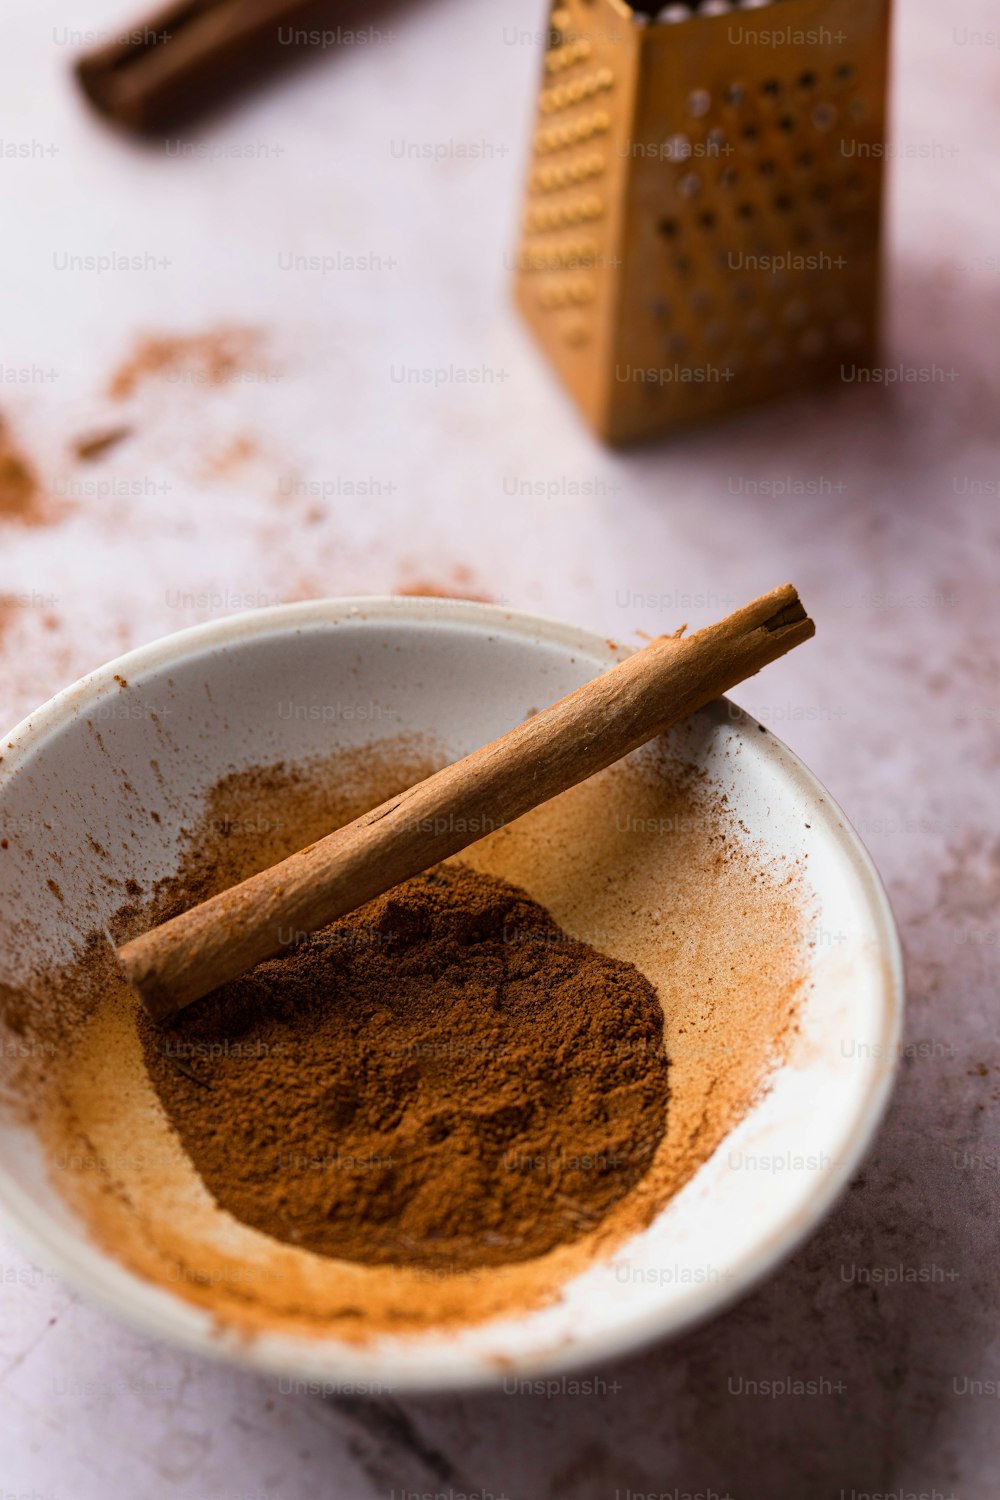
left=1, top=0, right=998, bottom=1494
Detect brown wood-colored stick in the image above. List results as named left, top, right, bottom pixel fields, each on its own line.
left=119, top=585, right=814, bottom=1022
left=75, top=0, right=376, bottom=134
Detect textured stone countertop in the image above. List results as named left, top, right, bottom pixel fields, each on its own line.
left=1, top=0, right=997, bottom=1495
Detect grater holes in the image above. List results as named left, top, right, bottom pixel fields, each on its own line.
left=544, top=36, right=592, bottom=72
left=522, top=17, right=884, bottom=410
left=537, top=278, right=596, bottom=311
left=657, top=4, right=694, bottom=23
left=677, top=62, right=864, bottom=379
left=562, top=319, right=590, bottom=349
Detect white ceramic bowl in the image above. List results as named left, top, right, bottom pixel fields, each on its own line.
left=0, top=598, right=902, bottom=1391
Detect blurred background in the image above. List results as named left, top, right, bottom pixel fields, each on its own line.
left=1, top=0, right=997, bottom=1495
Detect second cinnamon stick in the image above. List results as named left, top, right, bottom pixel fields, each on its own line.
left=118, top=585, right=814, bottom=1022
left=75, top=0, right=381, bottom=133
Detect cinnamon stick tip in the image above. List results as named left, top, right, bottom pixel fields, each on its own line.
left=760, top=586, right=813, bottom=636
left=116, top=934, right=176, bottom=1023
left=74, top=60, right=134, bottom=129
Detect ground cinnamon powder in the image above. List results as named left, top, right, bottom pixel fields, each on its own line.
left=0, top=417, right=43, bottom=525
left=141, top=864, right=670, bottom=1269
left=107, top=327, right=265, bottom=401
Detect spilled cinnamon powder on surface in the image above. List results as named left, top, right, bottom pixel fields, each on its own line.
left=0, top=595, right=21, bottom=643
left=0, top=738, right=809, bottom=1343
left=72, top=426, right=132, bottom=462
left=0, top=418, right=45, bottom=526
left=394, top=563, right=495, bottom=603
left=107, top=327, right=266, bottom=401
left=395, top=581, right=495, bottom=603
left=204, top=434, right=257, bottom=477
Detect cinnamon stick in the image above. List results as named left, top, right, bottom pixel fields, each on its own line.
left=75, top=0, right=383, bottom=133
left=118, top=585, right=814, bottom=1022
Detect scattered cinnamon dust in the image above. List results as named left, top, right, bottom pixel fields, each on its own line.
left=395, top=563, right=494, bottom=603
left=72, top=426, right=132, bottom=462
left=0, top=595, right=21, bottom=642
left=0, top=418, right=44, bottom=526
left=396, top=583, right=494, bottom=602
left=396, top=580, right=495, bottom=603
left=205, top=434, right=257, bottom=476
left=107, top=327, right=265, bottom=401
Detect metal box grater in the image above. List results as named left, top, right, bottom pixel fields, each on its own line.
left=513, top=0, right=892, bottom=444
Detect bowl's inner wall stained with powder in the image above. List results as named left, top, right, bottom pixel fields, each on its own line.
left=0, top=736, right=808, bottom=1340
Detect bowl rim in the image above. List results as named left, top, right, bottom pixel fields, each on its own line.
left=0, top=596, right=905, bottom=1390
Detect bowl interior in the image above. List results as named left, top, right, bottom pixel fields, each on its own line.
left=0, top=599, right=902, bottom=1389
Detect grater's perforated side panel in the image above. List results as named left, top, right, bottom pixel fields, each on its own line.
left=607, top=0, right=890, bottom=441
left=514, top=0, right=891, bottom=444
left=513, top=0, right=639, bottom=434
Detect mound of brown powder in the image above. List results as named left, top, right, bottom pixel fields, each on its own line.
left=140, top=863, right=670, bottom=1270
